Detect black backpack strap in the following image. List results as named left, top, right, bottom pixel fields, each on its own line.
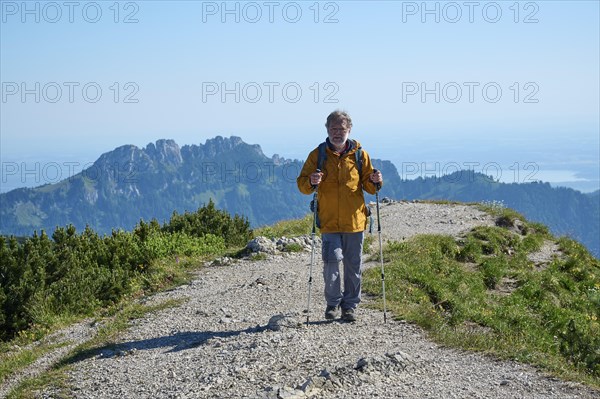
left=311, top=142, right=328, bottom=229
left=355, top=143, right=363, bottom=177
left=317, top=142, right=327, bottom=171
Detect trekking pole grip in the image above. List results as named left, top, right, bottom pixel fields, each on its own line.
left=311, top=169, right=321, bottom=190
left=373, top=169, right=382, bottom=191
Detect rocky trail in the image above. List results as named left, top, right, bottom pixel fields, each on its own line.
left=3, top=202, right=599, bottom=398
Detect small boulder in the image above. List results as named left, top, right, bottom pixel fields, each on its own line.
left=267, top=313, right=302, bottom=331
left=246, top=236, right=276, bottom=254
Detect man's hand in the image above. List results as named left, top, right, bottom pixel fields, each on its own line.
left=310, top=171, right=324, bottom=187
left=370, top=169, right=383, bottom=185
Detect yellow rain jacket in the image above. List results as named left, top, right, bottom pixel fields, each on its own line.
left=297, top=139, right=380, bottom=233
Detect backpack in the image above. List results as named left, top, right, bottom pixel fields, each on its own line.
left=310, top=140, right=373, bottom=232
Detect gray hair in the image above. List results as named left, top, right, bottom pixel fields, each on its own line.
left=325, top=110, right=353, bottom=128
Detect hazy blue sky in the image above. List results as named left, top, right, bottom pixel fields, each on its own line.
left=1, top=0, right=599, bottom=192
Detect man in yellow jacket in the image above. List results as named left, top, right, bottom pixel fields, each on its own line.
left=297, top=110, right=383, bottom=322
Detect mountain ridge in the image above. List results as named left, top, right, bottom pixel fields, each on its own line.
left=1, top=136, right=598, bottom=257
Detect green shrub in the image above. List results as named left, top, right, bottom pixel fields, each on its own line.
left=143, top=231, right=225, bottom=259
left=163, top=199, right=251, bottom=247
left=0, top=202, right=238, bottom=342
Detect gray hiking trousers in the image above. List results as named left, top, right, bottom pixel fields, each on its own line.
left=321, top=231, right=364, bottom=310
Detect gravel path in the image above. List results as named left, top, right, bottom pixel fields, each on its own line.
left=4, top=202, right=598, bottom=398
left=0, top=320, right=99, bottom=399
left=375, top=201, right=496, bottom=242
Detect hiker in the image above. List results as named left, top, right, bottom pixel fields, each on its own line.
left=297, top=110, right=383, bottom=322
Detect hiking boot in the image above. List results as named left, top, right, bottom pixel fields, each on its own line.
left=324, top=305, right=338, bottom=320
left=341, top=308, right=357, bottom=322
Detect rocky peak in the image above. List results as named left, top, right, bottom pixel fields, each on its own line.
left=199, top=136, right=266, bottom=158
left=145, top=139, right=182, bottom=166
left=271, top=154, right=286, bottom=165
left=93, top=144, right=147, bottom=169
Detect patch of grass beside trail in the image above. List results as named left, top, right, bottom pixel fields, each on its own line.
left=0, top=342, right=67, bottom=386
left=5, top=299, right=184, bottom=399
left=364, top=211, right=600, bottom=388
left=254, top=214, right=315, bottom=239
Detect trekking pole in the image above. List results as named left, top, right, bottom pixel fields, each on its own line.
left=306, top=169, right=320, bottom=326
left=373, top=169, right=387, bottom=324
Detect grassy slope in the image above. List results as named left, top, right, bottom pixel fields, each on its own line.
left=363, top=205, right=600, bottom=387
